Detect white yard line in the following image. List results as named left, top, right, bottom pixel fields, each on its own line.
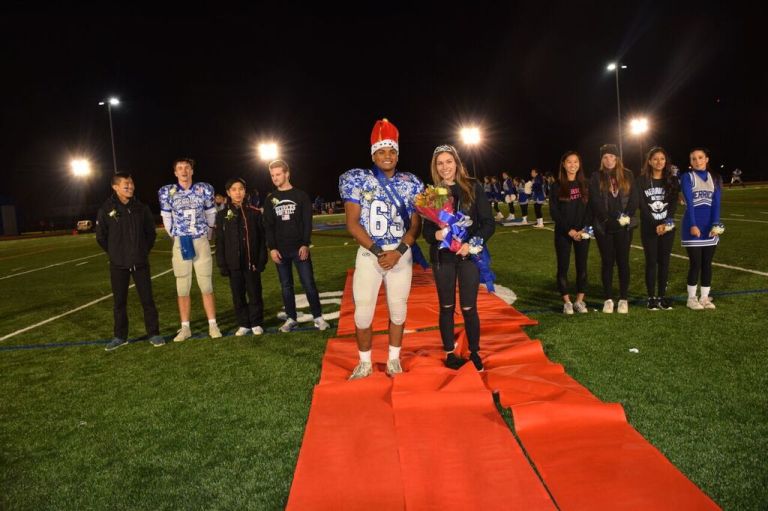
left=0, top=268, right=174, bottom=342
left=730, top=214, right=745, bottom=217
left=631, top=245, right=767, bottom=277
left=0, top=253, right=104, bottom=280
left=75, top=261, right=89, bottom=266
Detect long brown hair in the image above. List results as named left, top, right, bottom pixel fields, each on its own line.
left=430, top=145, right=476, bottom=208
left=598, top=153, right=632, bottom=195
left=641, top=146, right=679, bottom=196
left=557, top=151, right=588, bottom=203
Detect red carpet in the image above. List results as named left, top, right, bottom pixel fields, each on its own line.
left=288, top=267, right=720, bottom=510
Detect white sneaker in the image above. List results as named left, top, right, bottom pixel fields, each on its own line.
left=314, top=317, right=330, bottom=331
left=209, top=324, right=222, bottom=338
left=687, top=297, right=704, bottom=310
left=386, top=359, right=403, bottom=376
left=252, top=326, right=264, bottom=335
left=173, top=326, right=192, bottom=343
left=617, top=299, right=629, bottom=314
left=699, top=296, right=716, bottom=309
left=279, top=318, right=298, bottom=332
left=505, top=215, right=515, bottom=221
left=235, top=327, right=250, bottom=336
left=573, top=301, right=588, bottom=314
left=563, top=302, right=574, bottom=315
left=495, top=212, right=504, bottom=220
left=603, top=299, right=614, bottom=313
left=349, top=361, right=373, bottom=380
left=520, top=218, right=528, bottom=225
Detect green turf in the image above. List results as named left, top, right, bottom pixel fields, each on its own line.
left=1, top=187, right=767, bottom=509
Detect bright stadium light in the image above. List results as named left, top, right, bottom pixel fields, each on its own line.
left=460, top=127, right=481, bottom=146
left=258, top=142, right=279, bottom=162
left=71, top=159, right=92, bottom=177
left=629, top=117, right=649, bottom=136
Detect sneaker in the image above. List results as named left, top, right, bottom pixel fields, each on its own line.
left=252, top=326, right=264, bottom=335
left=314, top=317, right=330, bottom=331
left=687, top=297, right=704, bottom=310
left=602, top=299, right=614, bottom=313
left=505, top=215, right=515, bottom=221
left=563, top=302, right=574, bottom=315
left=209, top=324, right=223, bottom=338
left=149, top=335, right=166, bottom=347
left=495, top=212, right=504, bottom=220
left=105, top=337, right=128, bottom=351
left=235, top=327, right=250, bottom=336
left=573, top=301, right=588, bottom=314
left=173, top=326, right=192, bottom=343
left=469, top=352, right=484, bottom=372
left=699, top=296, right=716, bottom=309
left=445, top=353, right=467, bottom=370
left=647, top=297, right=660, bottom=310
left=279, top=318, right=298, bottom=332
left=533, top=221, right=545, bottom=228
left=386, top=359, right=403, bottom=376
left=519, top=219, right=528, bottom=225
left=659, top=297, right=674, bottom=310
left=349, top=361, right=373, bottom=380
left=617, top=300, right=629, bottom=314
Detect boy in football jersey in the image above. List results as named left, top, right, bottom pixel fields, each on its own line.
left=339, top=119, right=424, bottom=379
left=158, top=157, right=221, bottom=341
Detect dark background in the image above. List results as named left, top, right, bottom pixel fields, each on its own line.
left=2, top=3, right=764, bottom=230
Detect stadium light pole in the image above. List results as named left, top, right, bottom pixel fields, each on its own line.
left=606, top=63, right=627, bottom=158
left=629, top=117, right=649, bottom=171
left=460, top=126, right=482, bottom=177
left=98, top=97, right=120, bottom=173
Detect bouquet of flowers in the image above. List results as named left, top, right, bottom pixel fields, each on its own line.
left=413, top=185, right=472, bottom=252
left=618, top=213, right=631, bottom=227
left=710, top=223, right=725, bottom=236
left=663, top=219, right=675, bottom=232
left=580, top=225, right=595, bottom=240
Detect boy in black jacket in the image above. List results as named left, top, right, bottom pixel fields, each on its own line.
left=96, top=172, right=164, bottom=350
left=216, top=178, right=268, bottom=336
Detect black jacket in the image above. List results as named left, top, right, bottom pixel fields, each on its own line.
left=422, top=181, right=495, bottom=263
left=588, top=169, right=638, bottom=234
left=95, top=195, right=157, bottom=268
left=549, top=180, right=593, bottom=235
left=215, top=204, right=267, bottom=272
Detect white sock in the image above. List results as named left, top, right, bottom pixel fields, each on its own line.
left=359, top=350, right=372, bottom=363
left=700, top=286, right=711, bottom=299
left=208, top=318, right=217, bottom=325
left=523, top=216, right=528, bottom=222
left=181, top=321, right=190, bottom=328
left=687, top=285, right=698, bottom=299
left=388, top=345, right=401, bottom=361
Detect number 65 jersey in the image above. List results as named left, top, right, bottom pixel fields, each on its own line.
left=339, top=167, right=424, bottom=246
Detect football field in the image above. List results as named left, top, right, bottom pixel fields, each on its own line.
left=1, top=187, right=767, bottom=509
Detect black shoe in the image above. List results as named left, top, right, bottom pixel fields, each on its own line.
left=445, top=353, right=467, bottom=370
left=647, top=297, right=660, bottom=310
left=659, top=297, right=674, bottom=310
left=469, top=352, right=484, bottom=372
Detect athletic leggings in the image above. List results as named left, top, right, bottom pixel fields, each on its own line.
left=686, top=245, right=717, bottom=287
left=534, top=203, right=543, bottom=220
left=554, top=230, right=589, bottom=296
left=491, top=200, right=500, bottom=213
left=433, top=250, right=481, bottom=353
left=595, top=229, right=633, bottom=300
left=640, top=229, right=674, bottom=297
left=520, top=203, right=529, bottom=217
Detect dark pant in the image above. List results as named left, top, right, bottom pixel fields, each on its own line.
left=595, top=229, right=633, bottom=300
left=507, top=202, right=516, bottom=216
left=554, top=231, right=589, bottom=296
left=520, top=203, right=529, bottom=217
left=275, top=248, right=322, bottom=320
left=229, top=268, right=264, bottom=328
left=534, top=203, right=543, bottom=219
left=641, top=229, right=675, bottom=297
left=686, top=245, right=717, bottom=287
left=110, top=264, right=159, bottom=340
left=434, top=251, right=481, bottom=354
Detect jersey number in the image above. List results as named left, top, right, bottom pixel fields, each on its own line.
left=369, top=200, right=404, bottom=238
left=183, top=209, right=198, bottom=234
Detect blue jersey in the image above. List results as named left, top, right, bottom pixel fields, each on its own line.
left=339, top=167, right=424, bottom=246
left=681, top=170, right=721, bottom=247
left=158, top=182, right=216, bottom=237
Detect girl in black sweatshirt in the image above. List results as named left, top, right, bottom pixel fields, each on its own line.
left=549, top=151, right=592, bottom=314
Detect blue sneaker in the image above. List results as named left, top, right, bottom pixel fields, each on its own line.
left=149, top=335, right=166, bottom=347
left=105, top=337, right=128, bottom=351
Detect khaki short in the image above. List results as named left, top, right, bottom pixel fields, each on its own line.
left=172, top=236, right=213, bottom=296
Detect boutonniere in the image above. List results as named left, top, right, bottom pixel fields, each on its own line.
left=271, top=197, right=279, bottom=206
left=169, top=185, right=177, bottom=197
left=225, top=209, right=235, bottom=221
left=108, top=209, right=119, bottom=219
left=362, top=191, right=374, bottom=202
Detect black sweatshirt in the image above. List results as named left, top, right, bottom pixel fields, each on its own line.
left=588, top=169, right=638, bottom=234
left=549, top=181, right=593, bottom=235
left=262, top=187, right=313, bottom=252
left=95, top=195, right=157, bottom=269
left=422, top=182, right=495, bottom=263
left=215, top=204, right=267, bottom=272
left=635, top=175, right=679, bottom=235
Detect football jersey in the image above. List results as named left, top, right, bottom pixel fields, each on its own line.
left=158, top=182, right=216, bottom=237
left=339, top=167, right=424, bottom=246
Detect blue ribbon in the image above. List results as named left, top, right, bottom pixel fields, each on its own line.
left=437, top=210, right=470, bottom=250
left=179, top=235, right=196, bottom=261
left=467, top=236, right=495, bottom=292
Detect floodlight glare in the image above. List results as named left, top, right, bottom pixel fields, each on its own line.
left=460, top=127, right=481, bottom=145
left=629, top=117, right=649, bottom=136
left=71, top=159, right=92, bottom=177
left=258, top=142, right=279, bottom=161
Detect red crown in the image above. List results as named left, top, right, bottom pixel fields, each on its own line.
left=370, top=118, right=400, bottom=154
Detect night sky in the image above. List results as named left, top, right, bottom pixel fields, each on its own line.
left=2, top=3, right=763, bottom=228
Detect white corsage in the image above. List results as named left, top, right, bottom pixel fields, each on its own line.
left=271, top=197, right=279, bottom=206
left=468, top=236, right=484, bottom=255
left=663, top=219, right=675, bottom=232
left=225, top=209, right=235, bottom=221
left=362, top=191, right=374, bottom=202
left=618, top=213, right=631, bottom=227
left=108, top=209, right=118, bottom=219
left=710, top=223, right=725, bottom=236
left=580, top=226, right=594, bottom=239
left=169, top=185, right=177, bottom=197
